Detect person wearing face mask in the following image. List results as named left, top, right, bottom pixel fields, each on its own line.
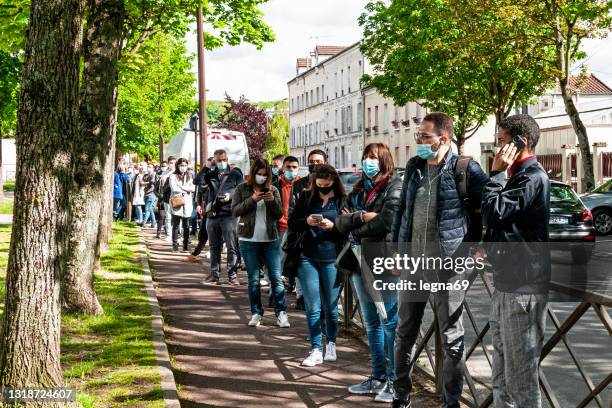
left=160, top=156, right=177, bottom=242
left=154, top=161, right=168, bottom=238
left=273, top=156, right=301, bottom=294
left=187, top=157, right=215, bottom=262
left=231, top=158, right=289, bottom=328
left=132, top=163, right=147, bottom=225
left=270, top=154, right=285, bottom=185
left=141, top=163, right=158, bottom=228
left=390, top=112, right=489, bottom=408
left=288, top=164, right=348, bottom=367
left=113, top=164, right=130, bottom=221
left=335, top=143, right=402, bottom=403
left=203, top=149, right=243, bottom=285
left=168, top=158, right=195, bottom=252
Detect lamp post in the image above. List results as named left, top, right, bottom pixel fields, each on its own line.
left=185, top=110, right=200, bottom=167
left=196, top=7, right=208, bottom=166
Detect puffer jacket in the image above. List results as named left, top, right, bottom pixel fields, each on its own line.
left=336, top=176, right=403, bottom=243
left=231, top=182, right=283, bottom=240
left=481, top=156, right=551, bottom=294
left=391, top=151, right=489, bottom=257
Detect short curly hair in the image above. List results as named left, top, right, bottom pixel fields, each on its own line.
left=499, top=114, right=541, bottom=151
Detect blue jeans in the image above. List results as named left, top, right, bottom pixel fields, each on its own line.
left=113, top=197, right=123, bottom=220
left=133, top=205, right=143, bottom=224
left=142, top=195, right=157, bottom=226
left=298, top=257, right=340, bottom=351
left=240, top=239, right=287, bottom=316
left=352, top=272, right=398, bottom=381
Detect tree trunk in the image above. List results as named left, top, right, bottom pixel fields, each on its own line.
left=0, top=0, right=85, bottom=388
left=62, top=0, right=124, bottom=315
left=0, top=133, right=4, bottom=201
left=559, top=82, right=594, bottom=190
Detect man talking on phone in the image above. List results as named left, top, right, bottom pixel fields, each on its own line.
left=481, top=114, right=550, bottom=408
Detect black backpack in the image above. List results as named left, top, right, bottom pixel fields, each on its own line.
left=161, top=177, right=172, bottom=202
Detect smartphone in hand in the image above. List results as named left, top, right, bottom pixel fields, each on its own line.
left=512, top=135, right=527, bottom=151
left=311, top=214, right=324, bottom=222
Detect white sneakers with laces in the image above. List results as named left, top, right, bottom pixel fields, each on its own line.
left=277, top=311, right=290, bottom=328
left=247, top=314, right=262, bottom=327
left=301, top=349, right=323, bottom=367
left=324, top=341, right=337, bottom=361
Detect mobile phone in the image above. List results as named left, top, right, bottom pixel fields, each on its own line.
left=512, top=135, right=527, bottom=151
left=311, top=214, right=324, bottom=222
left=261, top=187, right=270, bottom=194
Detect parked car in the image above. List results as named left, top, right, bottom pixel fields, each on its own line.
left=338, top=168, right=362, bottom=193
left=549, top=181, right=596, bottom=264
left=580, top=178, right=612, bottom=235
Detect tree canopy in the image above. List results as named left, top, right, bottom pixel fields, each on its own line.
left=117, top=33, right=196, bottom=158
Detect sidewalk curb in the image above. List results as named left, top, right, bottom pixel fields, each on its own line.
left=137, top=227, right=181, bottom=408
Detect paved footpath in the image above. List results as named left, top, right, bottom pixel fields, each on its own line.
left=142, top=227, right=438, bottom=407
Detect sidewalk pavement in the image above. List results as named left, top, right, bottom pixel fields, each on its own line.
left=142, top=227, right=439, bottom=407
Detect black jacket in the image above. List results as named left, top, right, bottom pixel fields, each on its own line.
left=482, top=156, right=551, bottom=294
left=287, top=189, right=348, bottom=256
left=204, top=167, right=243, bottom=217
left=336, top=176, right=403, bottom=243
left=288, top=175, right=311, bottom=217
left=391, top=152, right=489, bottom=256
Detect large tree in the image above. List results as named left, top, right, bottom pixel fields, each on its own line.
left=524, top=0, right=612, bottom=189
left=360, top=0, right=555, bottom=153
left=218, top=94, right=269, bottom=160
left=65, top=0, right=275, bottom=314
left=117, top=33, right=197, bottom=159
left=0, top=0, right=85, bottom=387
left=264, top=101, right=289, bottom=161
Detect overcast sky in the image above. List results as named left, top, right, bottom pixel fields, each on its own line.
left=185, top=0, right=612, bottom=102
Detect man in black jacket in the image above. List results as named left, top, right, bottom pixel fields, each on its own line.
left=188, top=157, right=214, bottom=262
left=203, top=149, right=243, bottom=285
left=390, top=112, right=489, bottom=408
left=481, top=114, right=550, bottom=408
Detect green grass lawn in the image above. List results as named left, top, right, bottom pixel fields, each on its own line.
left=2, top=180, right=15, bottom=192
left=0, top=222, right=164, bottom=408
left=0, top=198, right=13, bottom=215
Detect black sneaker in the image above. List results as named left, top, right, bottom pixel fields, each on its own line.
left=392, top=396, right=411, bottom=408
left=294, top=296, right=305, bottom=310
left=172, top=244, right=179, bottom=252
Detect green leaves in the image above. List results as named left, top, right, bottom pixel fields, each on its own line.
left=117, top=34, right=196, bottom=158
left=360, top=0, right=558, bottom=149
left=0, top=50, right=20, bottom=137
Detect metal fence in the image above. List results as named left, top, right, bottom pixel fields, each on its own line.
left=339, top=265, right=611, bottom=407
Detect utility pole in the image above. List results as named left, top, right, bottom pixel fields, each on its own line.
left=157, top=36, right=164, bottom=163
left=197, top=7, right=208, bottom=165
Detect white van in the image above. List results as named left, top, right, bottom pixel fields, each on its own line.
left=166, top=125, right=250, bottom=176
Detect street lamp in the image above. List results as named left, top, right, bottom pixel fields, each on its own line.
left=184, top=110, right=200, bottom=167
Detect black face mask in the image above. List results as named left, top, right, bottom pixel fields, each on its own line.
left=308, top=164, right=316, bottom=173
left=318, top=185, right=334, bottom=195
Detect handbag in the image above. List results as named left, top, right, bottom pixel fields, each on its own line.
left=170, top=195, right=185, bottom=209
left=207, top=173, right=230, bottom=219
left=281, top=231, right=305, bottom=279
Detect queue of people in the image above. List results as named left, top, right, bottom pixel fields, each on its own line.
left=113, top=111, right=550, bottom=408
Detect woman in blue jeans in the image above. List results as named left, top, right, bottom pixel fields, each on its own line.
left=288, top=164, right=347, bottom=367
left=231, top=158, right=290, bottom=328
left=336, top=143, right=403, bottom=403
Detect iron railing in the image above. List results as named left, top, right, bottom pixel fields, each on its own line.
left=339, top=263, right=611, bottom=407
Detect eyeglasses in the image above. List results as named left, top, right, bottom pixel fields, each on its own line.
left=414, top=132, right=439, bottom=142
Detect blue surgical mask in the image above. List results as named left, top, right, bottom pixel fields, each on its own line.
left=416, top=143, right=437, bottom=160
left=216, top=161, right=227, bottom=171
left=362, top=159, right=380, bottom=179
left=284, top=170, right=296, bottom=181
left=272, top=167, right=280, bottom=176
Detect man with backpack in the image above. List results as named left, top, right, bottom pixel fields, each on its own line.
left=390, top=112, right=489, bottom=408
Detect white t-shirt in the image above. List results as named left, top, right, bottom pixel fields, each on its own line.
left=239, top=200, right=273, bottom=242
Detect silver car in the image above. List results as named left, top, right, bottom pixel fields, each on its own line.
left=580, top=179, right=612, bottom=235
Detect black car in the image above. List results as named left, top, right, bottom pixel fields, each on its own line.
left=549, top=181, right=596, bottom=264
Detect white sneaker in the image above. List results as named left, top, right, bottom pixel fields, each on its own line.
left=203, top=251, right=210, bottom=259
left=277, top=311, right=290, bottom=328
left=260, top=278, right=269, bottom=287
left=301, top=349, right=323, bottom=367
left=248, top=314, right=262, bottom=327
left=164, top=236, right=172, bottom=243
left=324, top=341, right=337, bottom=362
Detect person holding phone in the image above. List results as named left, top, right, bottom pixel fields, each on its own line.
left=287, top=164, right=348, bottom=367
left=335, top=143, right=402, bottom=403
left=232, top=158, right=289, bottom=328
